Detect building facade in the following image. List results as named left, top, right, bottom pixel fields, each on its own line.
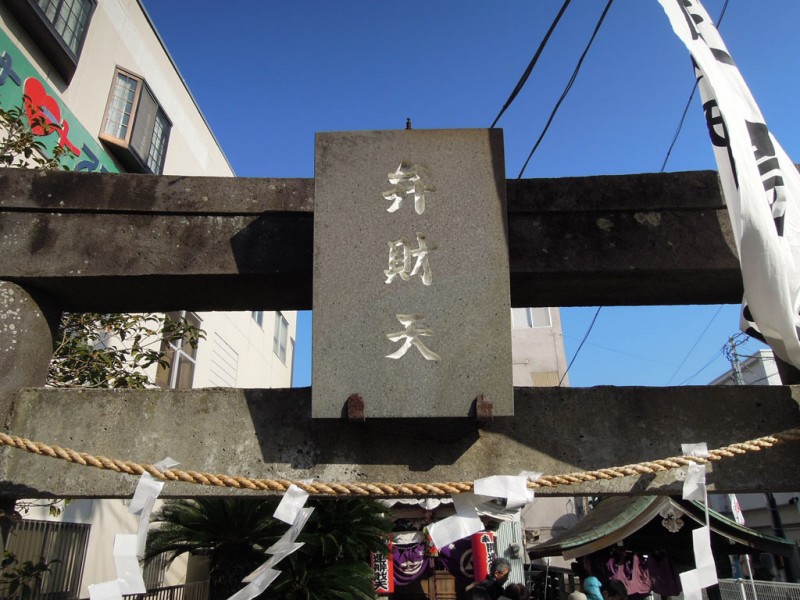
left=512, top=306, right=570, bottom=388
left=511, top=307, right=587, bottom=567
left=1, top=0, right=295, bottom=597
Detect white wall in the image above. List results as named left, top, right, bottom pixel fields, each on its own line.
left=192, top=310, right=296, bottom=389
left=511, top=307, right=569, bottom=387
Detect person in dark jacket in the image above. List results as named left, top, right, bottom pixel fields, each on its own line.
left=472, top=557, right=512, bottom=600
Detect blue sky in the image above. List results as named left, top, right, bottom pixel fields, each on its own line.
left=141, top=0, right=800, bottom=387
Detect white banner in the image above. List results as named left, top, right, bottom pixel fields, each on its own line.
left=657, top=0, right=800, bottom=369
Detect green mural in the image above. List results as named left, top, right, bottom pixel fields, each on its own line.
left=0, top=28, right=119, bottom=173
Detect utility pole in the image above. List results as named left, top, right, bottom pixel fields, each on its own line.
left=726, top=336, right=744, bottom=385
left=724, top=335, right=798, bottom=582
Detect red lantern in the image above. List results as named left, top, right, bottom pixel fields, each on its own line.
left=471, top=531, right=497, bottom=583
left=371, top=540, right=394, bottom=594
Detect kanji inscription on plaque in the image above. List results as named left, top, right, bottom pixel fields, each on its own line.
left=312, top=129, right=512, bottom=418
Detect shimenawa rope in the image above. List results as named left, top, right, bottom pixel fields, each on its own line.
left=0, top=428, right=797, bottom=497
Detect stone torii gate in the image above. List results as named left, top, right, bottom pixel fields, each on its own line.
left=0, top=139, right=798, bottom=500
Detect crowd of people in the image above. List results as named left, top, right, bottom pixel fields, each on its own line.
left=463, top=557, right=633, bottom=600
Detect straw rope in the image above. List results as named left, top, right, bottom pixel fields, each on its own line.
left=0, top=428, right=798, bottom=497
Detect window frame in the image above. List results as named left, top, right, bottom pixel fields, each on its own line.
left=512, top=307, right=552, bottom=329
left=273, top=312, right=289, bottom=364
left=99, top=67, right=172, bottom=175
left=155, top=311, right=201, bottom=390
left=5, top=0, right=96, bottom=83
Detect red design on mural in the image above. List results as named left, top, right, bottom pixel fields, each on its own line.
left=23, top=78, right=80, bottom=155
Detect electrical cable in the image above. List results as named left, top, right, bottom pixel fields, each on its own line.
left=666, top=304, right=725, bottom=385
left=563, top=335, right=667, bottom=364
left=659, top=0, right=730, bottom=172
left=660, top=80, right=699, bottom=173
left=745, top=374, right=773, bottom=385
left=738, top=353, right=775, bottom=361
left=490, top=0, right=573, bottom=129
left=559, top=306, right=602, bottom=386
left=517, top=0, right=614, bottom=179
left=676, top=348, right=725, bottom=386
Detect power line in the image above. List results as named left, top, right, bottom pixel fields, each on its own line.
left=559, top=306, right=602, bottom=386
left=490, top=0, right=573, bottom=129
left=659, top=0, right=730, bottom=172
left=562, top=335, right=668, bottom=364
left=676, top=347, right=724, bottom=386
left=517, top=0, right=614, bottom=179
left=665, top=304, right=725, bottom=385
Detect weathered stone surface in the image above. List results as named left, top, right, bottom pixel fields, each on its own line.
left=2, top=386, right=797, bottom=498
left=0, top=282, right=59, bottom=395
left=313, top=130, right=512, bottom=417
left=0, top=169, right=314, bottom=213
left=0, top=168, right=742, bottom=311
left=0, top=282, right=61, bottom=428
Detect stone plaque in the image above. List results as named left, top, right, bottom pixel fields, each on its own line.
left=312, top=129, right=512, bottom=418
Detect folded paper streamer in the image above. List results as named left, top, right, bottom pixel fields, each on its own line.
left=130, top=458, right=178, bottom=559
left=683, top=463, right=707, bottom=502
left=227, top=568, right=281, bottom=600
left=681, top=443, right=710, bottom=459
left=89, top=458, right=178, bottom=600
left=230, top=487, right=314, bottom=599
left=681, top=443, right=708, bottom=502
left=679, top=526, right=718, bottom=600
left=113, top=534, right=146, bottom=595
left=88, top=580, right=123, bottom=600
left=273, top=484, right=310, bottom=525
left=474, top=475, right=533, bottom=509
left=426, top=513, right=484, bottom=550
left=266, top=506, right=314, bottom=554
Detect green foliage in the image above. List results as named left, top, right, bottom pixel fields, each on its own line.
left=0, top=551, right=56, bottom=600
left=264, top=498, right=391, bottom=600
left=47, top=312, right=204, bottom=388
left=0, top=101, right=71, bottom=170
left=2, top=101, right=204, bottom=389
left=145, top=497, right=392, bottom=600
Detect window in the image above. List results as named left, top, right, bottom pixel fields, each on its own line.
left=251, top=310, right=264, bottom=327
left=100, top=68, right=171, bottom=174
left=5, top=519, right=90, bottom=597
left=155, top=311, right=201, bottom=389
left=512, top=307, right=552, bottom=328
left=5, top=0, right=96, bottom=82
left=273, top=312, right=289, bottom=364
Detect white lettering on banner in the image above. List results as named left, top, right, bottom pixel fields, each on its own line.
left=658, top=0, right=800, bottom=368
